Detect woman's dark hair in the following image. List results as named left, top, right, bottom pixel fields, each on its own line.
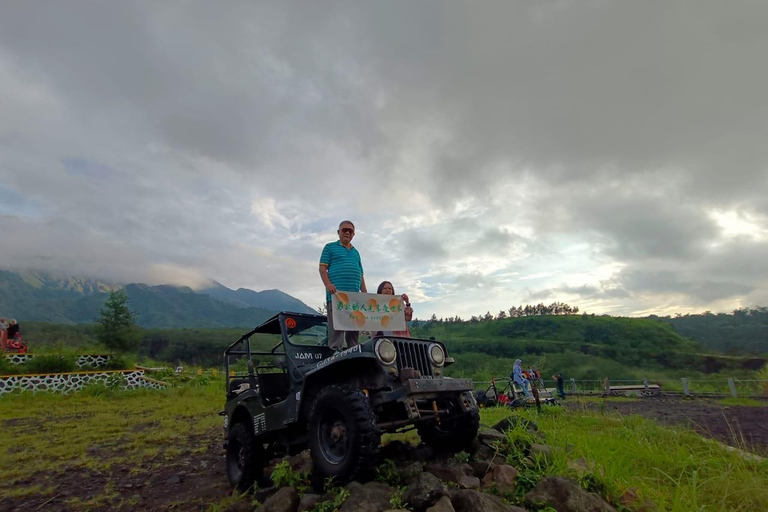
left=376, top=281, right=394, bottom=294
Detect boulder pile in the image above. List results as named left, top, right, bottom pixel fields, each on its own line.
left=226, top=415, right=644, bottom=512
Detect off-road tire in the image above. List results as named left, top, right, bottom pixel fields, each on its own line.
left=226, top=422, right=265, bottom=491
left=308, top=385, right=381, bottom=484
left=417, top=406, right=480, bottom=452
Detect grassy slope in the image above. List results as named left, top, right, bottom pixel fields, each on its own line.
left=1, top=382, right=766, bottom=511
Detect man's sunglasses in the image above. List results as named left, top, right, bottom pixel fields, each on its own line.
left=339, top=228, right=355, bottom=234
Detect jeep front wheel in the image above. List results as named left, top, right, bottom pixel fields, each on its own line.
left=417, top=405, right=480, bottom=452
left=308, top=385, right=381, bottom=483
left=226, top=422, right=265, bottom=491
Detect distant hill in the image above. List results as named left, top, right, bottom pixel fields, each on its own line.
left=198, top=281, right=316, bottom=313
left=0, top=270, right=316, bottom=328
left=659, top=308, right=768, bottom=355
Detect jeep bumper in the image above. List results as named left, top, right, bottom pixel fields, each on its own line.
left=406, top=378, right=474, bottom=395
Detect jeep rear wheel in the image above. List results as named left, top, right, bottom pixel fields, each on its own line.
left=308, top=385, right=380, bottom=484
left=417, top=405, right=479, bottom=452
left=226, top=422, right=265, bottom=491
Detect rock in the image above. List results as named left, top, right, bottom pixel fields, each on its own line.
left=261, top=486, right=300, bottom=512
left=619, top=488, right=657, bottom=512
left=255, top=486, right=278, bottom=503
left=404, top=472, right=449, bottom=512
left=397, top=461, right=425, bottom=483
left=481, top=464, right=518, bottom=494
left=467, top=437, right=483, bottom=455
left=457, top=476, right=480, bottom=489
left=524, top=476, right=616, bottom=512
left=471, top=444, right=497, bottom=462
left=491, top=416, right=538, bottom=433
left=344, top=481, right=364, bottom=493
left=426, top=496, right=455, bottom=512
left=165, top=475, right=184, bottom=485
left=225, top=501, right=256, bottom=512
left=478, top=428, right=506, bottom=445
left=298, top=493, right=322, bottom=512
left=380, top=440, right=411, bottom=461
left=288, top=451, right=312, bottom=474
left=567, top=457, right=596, bottom=474
left=425, top=462, right=472, bottom=483
left=410, top=443, right=436, bottom=462
left=450, top=489, right=527, bottom=512
left=340, top=482, right=393, bottom=512
left=469, top=461, right=492, bottom=479
left=528, top=444, right=555, bottom=459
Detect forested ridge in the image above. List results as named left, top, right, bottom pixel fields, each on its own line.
left=20, top=310, right=767, bottom=381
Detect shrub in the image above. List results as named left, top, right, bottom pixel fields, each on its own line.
left=24, top=354, right=77, bottom=374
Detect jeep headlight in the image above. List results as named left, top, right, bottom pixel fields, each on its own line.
left=375, top=338, right=397, bottom=365
left=429, top=343, right=445, bottom=366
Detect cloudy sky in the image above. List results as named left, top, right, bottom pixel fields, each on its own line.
left=1, top=1, right=767, bottom=319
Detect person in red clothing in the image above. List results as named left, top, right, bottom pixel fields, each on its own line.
left=374, top=281, right=413, bottom=337
left=0, top=317, right=7, bottom=351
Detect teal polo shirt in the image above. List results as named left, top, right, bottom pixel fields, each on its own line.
left=320, top=240, right=364, bottom=302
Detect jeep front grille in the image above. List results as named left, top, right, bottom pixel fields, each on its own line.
left=393, top=340, right=433, bottom=378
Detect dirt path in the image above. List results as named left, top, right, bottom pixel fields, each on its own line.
left=2, top=428, right=230, bottom=512
left=569, top=396, right=768, bottom=456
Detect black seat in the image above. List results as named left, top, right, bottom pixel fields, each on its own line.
left=258, top=372, right=289, bottom=405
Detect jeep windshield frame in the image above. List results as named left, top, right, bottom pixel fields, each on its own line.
left=223, top=312, right=331, bottom=392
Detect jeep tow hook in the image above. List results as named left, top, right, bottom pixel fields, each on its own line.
left=432, top=401, right=441, bottom=427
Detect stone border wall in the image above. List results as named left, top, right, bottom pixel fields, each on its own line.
left=0, top=370, right=165, bottom=396
left=5, top=354, right=112, bottom=368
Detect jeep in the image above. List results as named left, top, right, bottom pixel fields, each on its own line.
left=222, top=311, right=479, bottom=490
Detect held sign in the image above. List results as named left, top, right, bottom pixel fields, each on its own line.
left=330, top=292, right=407, bottom=331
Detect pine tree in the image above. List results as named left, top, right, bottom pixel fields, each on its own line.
left=97, top=290, right=141, bottom=353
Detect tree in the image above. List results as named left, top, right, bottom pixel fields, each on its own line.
left=98, top=290, right=141, bottom=353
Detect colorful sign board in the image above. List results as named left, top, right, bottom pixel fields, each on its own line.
left=330, top=292, right=407, bottom=331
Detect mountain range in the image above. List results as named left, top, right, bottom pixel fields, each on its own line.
left=0, top=270, right=316, bottom=328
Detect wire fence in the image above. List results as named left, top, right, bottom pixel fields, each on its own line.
left=471, top=377, right=768, bottom=398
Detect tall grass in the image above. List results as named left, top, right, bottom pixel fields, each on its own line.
left=481, top=407, right=768, bottom=511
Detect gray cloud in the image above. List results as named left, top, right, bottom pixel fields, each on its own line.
left=1, top=1, right=767, bottom=318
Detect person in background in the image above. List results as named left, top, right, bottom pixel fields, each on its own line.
left=0, top=317, right=7, bottom=351
left=552, top=372, right=566, bottom=399
left=511, top=359, right=531, bottom=397
left=374, top=280, right=413, bottom=337
left=319, top=220, right=367, bottom=350
left=7, top=319, right=20, bottom=340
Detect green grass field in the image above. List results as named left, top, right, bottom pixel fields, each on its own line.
left=1, top=380, right=767, bottom=511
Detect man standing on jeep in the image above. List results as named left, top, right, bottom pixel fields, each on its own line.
left=319, top=220, right=367, bottom=350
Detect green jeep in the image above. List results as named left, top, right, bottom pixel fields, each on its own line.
left=222, top=311, right=479, bottom=490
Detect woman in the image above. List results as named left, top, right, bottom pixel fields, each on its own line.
left=375, top=281, right=413, bottom=337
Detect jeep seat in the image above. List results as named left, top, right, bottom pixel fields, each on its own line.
left=228, top=378, right=251, bottom=397
left=258, top=372, right=289, bottom=405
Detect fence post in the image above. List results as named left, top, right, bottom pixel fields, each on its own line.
left=570, top=378, right=577, bottom=393
left=728, top=378, right=737, bottom=398
left=682, top=378, right=689, bottom=396
left=643, top=379, right=649, bottom=390
left=603, top=377, right=610, bottom=396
